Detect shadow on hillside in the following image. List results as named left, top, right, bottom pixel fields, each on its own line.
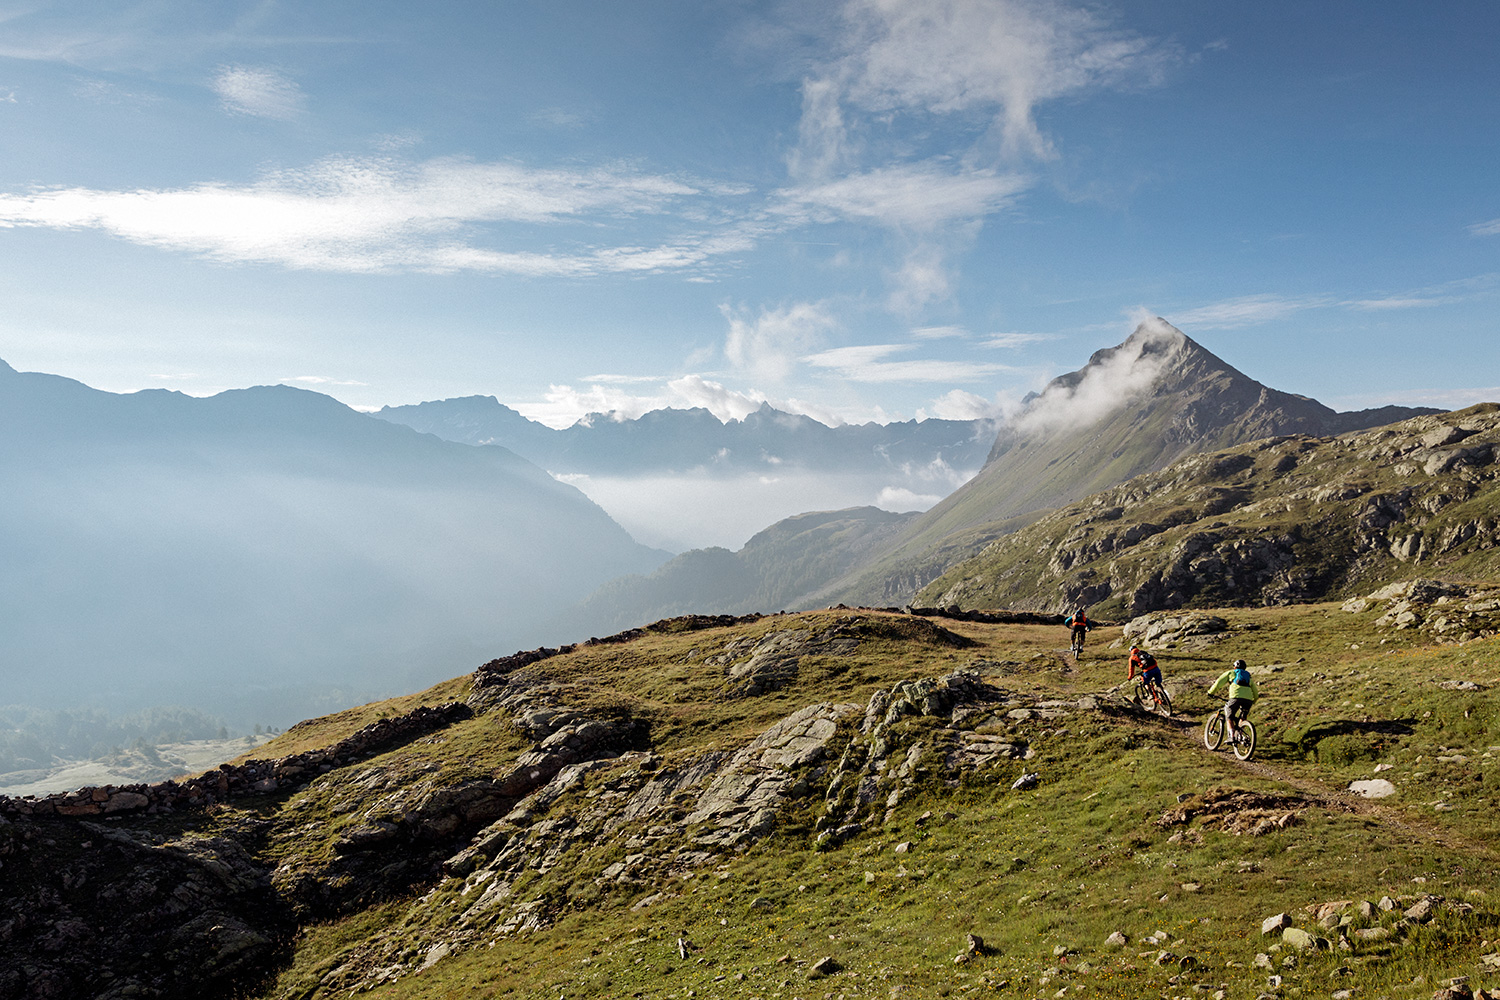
left=1261, top=717, right=1417, bottom=763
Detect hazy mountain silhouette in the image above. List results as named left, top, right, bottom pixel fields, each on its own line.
left=568, top=506, right=919, bottom=634
left=0, top=359, right=665, bottom=725
left=375, top=397, right=996, bottom=476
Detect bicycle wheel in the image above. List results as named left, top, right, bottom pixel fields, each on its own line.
left=1232, top=720, right=1257, bottom=760
left=1154, top=683, right=1173, bottom=718
left=1203, top=713, right=1224, bottom=750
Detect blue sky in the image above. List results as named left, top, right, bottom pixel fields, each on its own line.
left=0, top=0, right=1496, bottom=428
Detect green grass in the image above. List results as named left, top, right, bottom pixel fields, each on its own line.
left=122, top=597, right=1492, bottom=999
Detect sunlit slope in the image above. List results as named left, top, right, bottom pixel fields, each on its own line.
left=10, top=598, right=1500, bottom=999
left=920, top=404, right=1500, bottom=616
left=821, top=321, right=1440, bottom=608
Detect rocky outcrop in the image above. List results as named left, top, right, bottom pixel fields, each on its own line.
left=919, top=404, right=1500, bottom=617
left=1342, top=578, right=1500, bottom=643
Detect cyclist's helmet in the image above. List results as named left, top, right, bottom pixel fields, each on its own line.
left=1232, top=659, right=1247, bottom=669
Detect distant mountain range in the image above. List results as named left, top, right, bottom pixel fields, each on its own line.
left=573, top=320, right=1444, bottom=626
left=375, top=396, right=997, bottom=476
left=0, top=359, right=665, bottom=725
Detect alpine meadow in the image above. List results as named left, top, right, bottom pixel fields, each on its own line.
left=1, top=3, right=1498, bottom=1000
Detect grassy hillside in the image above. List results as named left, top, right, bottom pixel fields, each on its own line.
left=918, top=404, right=1500, bottom=617
left=8, top=594, right=1500, bottom=998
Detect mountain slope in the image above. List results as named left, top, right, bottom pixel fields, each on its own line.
left=920, top=403, right=1500, bottom=615
left=6, top=599, right=1500, bottom=998
left=0, top=359, right=665, bottom=723
left=822, top=319, right=1442, bottom=606
left=570, top=506, right=920, bottom=632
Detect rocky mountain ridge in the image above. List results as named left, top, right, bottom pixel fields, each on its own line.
left=919, top=403, right=1500, bottom=616
left=823, top=320, right=1442, bottom=608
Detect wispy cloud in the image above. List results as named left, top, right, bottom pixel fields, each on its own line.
left=1168, top=294, right=1325, bottom=329
left=722, top=300, right=839, bottom=382
left=911, top=325, right=968, bottom=340
left=1469, top=218, right=1500, bottom=237
left=778, top=161, right=1029, bottom=229
left=212, top=66, right=305, bottom=120
left=794, top=0, right=1175, bottom=177
left=283, top=375, right=369, bottom=387
left=0, top=155, right=745, bottom=275
left=802, top=343, right=1014, bottom=383
left=981, top=332, right=1054, bottom=349
left=148, top=372, right=199, bottom=381
left=1015, top=315, right=1183, bottom=434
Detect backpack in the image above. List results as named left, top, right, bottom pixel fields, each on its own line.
left=1233, top=667, right=1252, bottom=686
left=1139, top=651, right=1156, bottom=669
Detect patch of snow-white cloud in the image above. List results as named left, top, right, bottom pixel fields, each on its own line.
left=722, top=300, right=839, bottom=383
left=1012, top=315, right=1183, bottom=436
left=1468, top=218, right=1500, bottom=237
left=779, top=161, right=1028, bottom=229
left=911, top=325, right=968, bottom=340
left=876, top=486, right=942, bottom=512
left=212, top=65, right=305, bottom=120
left=919, top=388, right=1006, bottom=420
left=982, top=332, right=1054, bottom=349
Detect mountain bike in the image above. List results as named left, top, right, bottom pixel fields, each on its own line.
left=1134, top=675, right=1172, bottom=716
left=1203, top=711, right=1256, bottom=760
left=1070, top=628, right=1085, bottom=657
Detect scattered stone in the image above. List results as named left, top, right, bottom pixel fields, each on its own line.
left=1104, top=931, right=1128, bottom=948
left=1349, top=778, right=1397, bottom=799
left=1261, top=913, right=1291, bottom=936
left=1281, top=927, right=1318, bottom=951
left=1011, top=773, right=1039, bottom=791
left=809, top=955, right=841, bottom=978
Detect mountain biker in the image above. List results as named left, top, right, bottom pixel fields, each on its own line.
left=1127, top=645, right=1163, bottom=695
left=1066, top=608, right=1092, bottom=650
left=1207, top=659, right=1259, bottom=740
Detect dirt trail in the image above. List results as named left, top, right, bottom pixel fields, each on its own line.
left=1125, top=702, right=1500, bottom=859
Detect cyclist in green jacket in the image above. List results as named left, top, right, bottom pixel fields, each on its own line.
left=1207, top=659, right=1258, bottom=741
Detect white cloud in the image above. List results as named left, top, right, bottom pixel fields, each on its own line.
left=981, top=332, right=1053, bottom=349
left=722, top=300, right=838, bottom=383
left=802, top=343, right=1014, bottom=383
left=779, top=161, right=1028, bottom=229
left=793, top=0, right=1173, bottom=177
left=148, top=372, right=198, bottom=381
left=665, top=374, right=769, bottom=421
left=1014, top=315, right=1183, bottom=435
left=0, top=155, right=730, bottom=275
left=212, top=65, right=305, bottom=120
left=283, top=375, right=369, bottom=387
left=911, top=325, right=968, bottom=340
left=920, top=388, right=1006, bottom=420
left=1469, top=218, right=1500, bottom=237
left=876, top=486, right=943, bottom=512
left=1168, top=294, right=1324, bottom=329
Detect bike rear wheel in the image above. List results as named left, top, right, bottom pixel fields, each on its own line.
left=1153, top=682, right=1173, bottom=717
left=1203, top=713, right=1225, bottom=750
left=1232, top=720, right=1257, bottom=760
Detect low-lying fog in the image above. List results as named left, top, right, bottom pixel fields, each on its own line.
left=556, top=468, right=967, bottom=551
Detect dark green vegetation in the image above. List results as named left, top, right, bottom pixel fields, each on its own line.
left=920, top=404, right=1500, bottom=617
left=8, top=598, right=1500, bottom=999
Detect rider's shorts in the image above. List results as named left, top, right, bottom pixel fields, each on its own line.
left=1226, top=697, right=1253, bottom=721
left=1142, top=665, right=1162, bottom=685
